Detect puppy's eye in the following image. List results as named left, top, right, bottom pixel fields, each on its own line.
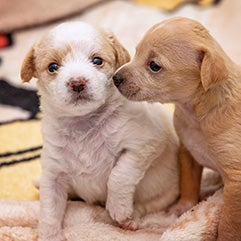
left=92, top=57, right=103, bottom=66
left=150, top=61, right=162, bottom=72
left=48, top=63, right=59, bottom=73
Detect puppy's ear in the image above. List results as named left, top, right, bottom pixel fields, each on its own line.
left=20, top=47, right=37, bottom=82
left=106, top=32, right=131, bottom=68
left=199, top=47, right=228, bottom=91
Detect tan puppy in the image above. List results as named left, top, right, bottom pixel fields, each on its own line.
left=21, top=22, right=180, bottom=241
left=113, top=17, right=241, bottom=241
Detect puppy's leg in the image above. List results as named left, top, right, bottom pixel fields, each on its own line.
left=106, top=151, right=152, bottom=230
left=38, top=171, right=68, bottom=241
left=217, top=180, right=241, bottom=241
left=169, top=143, right=203, bottom=215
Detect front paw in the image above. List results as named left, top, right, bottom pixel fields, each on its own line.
left=106, top=197, right=137, bottom=230
left=121, top=218, right=139, bottom=231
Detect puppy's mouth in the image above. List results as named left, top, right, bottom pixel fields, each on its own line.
left=120, top=89, right=139, bottom=100
left=118, top=86, right=158, bottom=103
left=69, top=91, right=92, bottom=105
left=117, top=84, right=142, bottom=101
left=66, top=79, right=93, bottom=104
left=113, top=73, right=144, bottom=101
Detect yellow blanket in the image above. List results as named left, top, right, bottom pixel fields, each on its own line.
left=134, top=0, right=216, bottom=11
left=0, top=119, right=42, bottom=200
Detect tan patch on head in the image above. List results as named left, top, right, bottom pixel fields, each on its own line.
left=34, top=38, right=69, bottom=75
left=21, top=35, right=70, bottom=83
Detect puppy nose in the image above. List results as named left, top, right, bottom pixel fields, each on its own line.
left=113, top=74, right=124, bottom=87
left=68, top=78, right=87, bottom=93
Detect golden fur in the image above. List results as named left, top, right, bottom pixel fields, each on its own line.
left=113, top=17, right=241, bottom=241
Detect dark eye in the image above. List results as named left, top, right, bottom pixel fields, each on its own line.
left=48, top=63, right=59, bottom=73
left=150, top=61, right=162, bottom=72
left=92, top=57, right=103, bottom=66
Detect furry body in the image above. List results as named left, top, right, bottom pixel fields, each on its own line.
left=113, top=17, right=241, bottom=241
left=21, top=21, right=179, bottom=241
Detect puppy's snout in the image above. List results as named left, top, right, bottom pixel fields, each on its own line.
left=68, top=78, right=87, bottom=93
left=113, top=74, right=124, bottom=88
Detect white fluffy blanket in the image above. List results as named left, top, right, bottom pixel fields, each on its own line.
left=0, top=189, right=223, bottom=241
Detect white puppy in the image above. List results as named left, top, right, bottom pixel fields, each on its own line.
left=21, top=22, right=179, bottom=241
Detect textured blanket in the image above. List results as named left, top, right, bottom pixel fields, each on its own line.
left=0, top=190, right=223, bottom=241
left=1, top=0, right=239, bottom=240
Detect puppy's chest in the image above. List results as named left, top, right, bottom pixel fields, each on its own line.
left=54, top=123, right=121, bottom=203
left=175, top=112, right=218, bottom=171
left=62, top=126, right=119, bottom=174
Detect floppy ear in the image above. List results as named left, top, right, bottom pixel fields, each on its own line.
left=106, top=32, right=131, bottom=69
left=199, top=47, right=228, bottom=91
left=20, top=47, right=37, bottom=82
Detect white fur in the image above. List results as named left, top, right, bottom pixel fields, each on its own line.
left=28, top=22, right=179, bottom=241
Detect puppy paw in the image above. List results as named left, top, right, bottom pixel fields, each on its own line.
left=106, top=197, right=134, bottom=229
left=121, top=218, right=139, bottom=231
left=167, top=200, right=195, bottom=216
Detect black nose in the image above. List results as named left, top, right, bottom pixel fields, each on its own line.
left=113, top=74, right=124, bottom=88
